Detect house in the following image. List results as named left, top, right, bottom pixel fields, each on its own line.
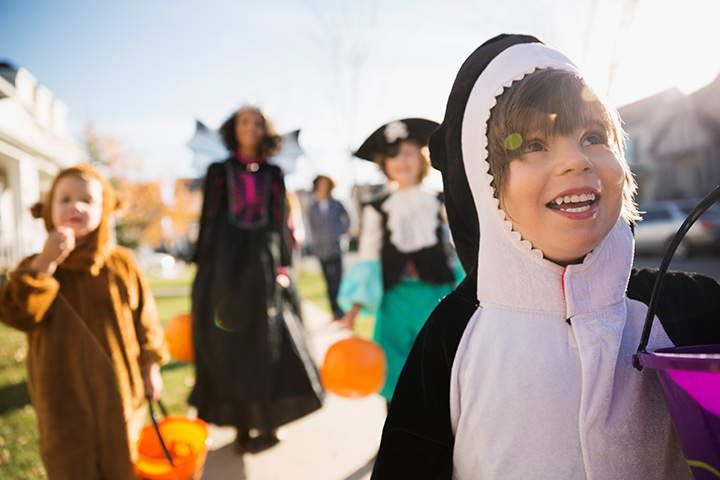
left=0, top=62, right=84, bottom=274
left=619, top=74, right=720, bottom=203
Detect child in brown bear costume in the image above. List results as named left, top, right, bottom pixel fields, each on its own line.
left=0, top=164, right=169, bottom=479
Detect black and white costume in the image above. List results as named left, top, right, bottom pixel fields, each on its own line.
left=371, top=34, right=720, bottom=479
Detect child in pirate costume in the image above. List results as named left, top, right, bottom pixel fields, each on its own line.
left=338, top=118, right=463, bottom=405
left=0, top=164, right=169, bottom=479
left=371, top=34, right=720, bottom=479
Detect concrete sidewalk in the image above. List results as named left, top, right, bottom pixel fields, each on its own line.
left=198, top=300, right=387, bottom=480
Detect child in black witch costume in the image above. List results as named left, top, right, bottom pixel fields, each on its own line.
left=338, top=118, right=463, bottom=406
left=371, top=34, right=720, bottom=479
left=189, top=105, right=323, bottom=453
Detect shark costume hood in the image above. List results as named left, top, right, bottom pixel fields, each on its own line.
left=430, top=33, right=638, bottom=315
left=432, top=33, right=686, bottom=479
left=431, top=34, right=541, bottom=273
left=431, top=33, right=602, bottom=274
left=370, top=34, right=701, bottom=480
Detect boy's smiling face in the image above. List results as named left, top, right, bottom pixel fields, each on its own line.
left=501, top=125, right=625, bottom=266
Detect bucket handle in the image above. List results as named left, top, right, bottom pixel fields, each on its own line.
left=633, top=185, right=720, bottom=370
left=146, top=394, right=176, bottom=468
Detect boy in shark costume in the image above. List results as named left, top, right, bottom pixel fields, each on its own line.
left=371, top=34, right=720, bottom=479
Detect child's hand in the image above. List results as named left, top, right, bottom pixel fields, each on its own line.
left=340, top=304, right=362, bottom=329
left=142, top=363, right=163, bottom=402
left=45, top=227, right=76, bottom=264
left=276, top=266, right=291, bottom=289
left=30, top=227, right=75, bottom=274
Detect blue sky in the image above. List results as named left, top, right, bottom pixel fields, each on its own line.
left=2, top=0, right=719, bottom=195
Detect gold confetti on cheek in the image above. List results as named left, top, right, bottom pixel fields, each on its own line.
left=504, top=133, right=523, bottom=150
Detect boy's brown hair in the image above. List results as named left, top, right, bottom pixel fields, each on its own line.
left=313, top=175, right=336, bottom=193
left=487, top=68, right=639, bottom=223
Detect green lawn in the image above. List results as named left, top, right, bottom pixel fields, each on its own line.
left=0, top=322, right=44, bottom=479
left=144, top=268, right=196, bottom=289
left=0, top=281, right=195, bottom=479
left=0, top=262, right=335, bottom=479
left=296, top=267, right=332, bottom=313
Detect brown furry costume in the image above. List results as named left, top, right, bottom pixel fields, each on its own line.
left=0, top=165, right=169, bottom=479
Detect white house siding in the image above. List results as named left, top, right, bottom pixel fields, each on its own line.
left=0, top=66, right=83, bottom=275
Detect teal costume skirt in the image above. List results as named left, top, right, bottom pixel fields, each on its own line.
left=374, top=277, right=455, bottom=401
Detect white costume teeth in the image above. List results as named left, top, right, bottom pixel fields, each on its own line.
left=560, top=205, right=592, bottom=213
left=552, top=192, right=596, bottom=206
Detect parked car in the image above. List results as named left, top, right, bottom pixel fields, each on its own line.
left=635, top=199, right=720, bottom=258
left=136, top=250, right=179, bottom=278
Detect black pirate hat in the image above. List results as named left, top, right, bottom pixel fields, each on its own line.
left=354, top=118, right=439, bottom=162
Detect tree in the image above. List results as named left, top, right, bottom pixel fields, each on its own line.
left=168, top=178, right=202, bottom=237
left=115, top=180, right=167, bottom=250
left=165, top=178, right=203, bottom=259
left=83, top=124, right=141, bottom=184
left=306, top=0, right=378, bottom=184
left=82, top=124, right=167, bottom=249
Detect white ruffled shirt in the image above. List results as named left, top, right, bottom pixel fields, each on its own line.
left=357, top=185, right=441, bottom=260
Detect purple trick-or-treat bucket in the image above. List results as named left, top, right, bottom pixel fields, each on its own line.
left=633, top=186, right=720, bottom=479
left=636, top=346, right=720, bottom=479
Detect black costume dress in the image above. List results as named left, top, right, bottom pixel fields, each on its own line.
left=189, top=156, right=323, bottom=432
